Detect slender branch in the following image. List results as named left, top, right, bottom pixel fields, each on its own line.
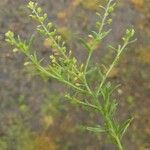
left=83, top=51, right=93, bottom=95
left=96, top=41, right=128, bottom=96
left=33, top=9, right=69, bottom=60
left=67, top=96, right=102, bottom=112
left=32, top=62, right=87, bottom=93
left=98, top=0, right=113, bottom=34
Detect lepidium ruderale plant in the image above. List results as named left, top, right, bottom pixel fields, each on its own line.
left=5, top=0, right=136, bottom=149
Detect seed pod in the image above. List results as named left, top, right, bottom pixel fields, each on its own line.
left=43, top=38, right=53, bottom=48
left=75, top=83, right=80, bottom=87
left=47, top=22, right=53, bottom=29
left=37, top=7, right=42, bottom=13
left=52, top=48, right=61, bottom=56
left=13, top=48, right=18, bottom=53
left=24, top=62, right=31, bottom=66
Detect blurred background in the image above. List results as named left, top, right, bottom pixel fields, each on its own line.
left=0, top=0, right=149, bottom=150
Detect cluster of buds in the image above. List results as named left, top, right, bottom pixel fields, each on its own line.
left=122, top=28, right=135, bottom=43
left=5, top=31, right=29, bottom=54
left=27, top=1, right=86, bottom=85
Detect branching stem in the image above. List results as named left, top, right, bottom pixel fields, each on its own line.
left=96, top=41, right=128, bottom=96
left=99, top=0, right=113, bottom=34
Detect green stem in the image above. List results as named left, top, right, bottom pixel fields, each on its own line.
left=98, top=0, right=113, bottom=34
left=22, top=51, right=87, bottom=94
left=95, top=95, right=123, bottom=150
left=33, top=9, right=68, bottom=60
left=115, top=136, right=123, bottom=150
left=36, top=64, right=87, bottom=93
left=96, top=41, right=128, bottom=96
left=106, top=119, right=124, bottom=150
left=84, top=51, right=93, bottom=95
left=69, top=97, right=102, bottom=112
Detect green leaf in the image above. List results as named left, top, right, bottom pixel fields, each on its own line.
left=28, top=34, right=35, bottom=49
left=118, top=117, right=133, bottom=139
left=86, top=66, right=97, bottom=75
left=108, top=84, right=121, bottom=95
left=97, top=65, right=104, bottom=79
left=79, top=38, right=91, bottom=51
left=108, top=99, right=118, bottom=116
left=86, top=125, right=105, bottom=133
left=91, top=31, right=98, bottom=39
left=97, top=29, right=111, bottom=41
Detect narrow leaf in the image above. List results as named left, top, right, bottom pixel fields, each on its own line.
left=97, top=29, right=111, bottom=41
left=108, top=99, right=118, bottom=116
left=91, top=31, right=98, bottom=39
left=79, top=38, right=91, bottom=51
left=98, top=67, right=104, bottom=79
left=28, top=34, right=35, bottom=49
left=119, top=117, right=133, bottom=139
left=86, top=66, right=97, bottom=75
left=86, top=125, right=105, bottom=133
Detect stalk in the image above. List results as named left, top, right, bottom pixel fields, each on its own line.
left=116, top=137, right=123, bottom=150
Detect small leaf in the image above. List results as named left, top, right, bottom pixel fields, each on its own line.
left=86, top=66, right=97, bottom=75
left=108, top=3, right=117, bottom=13
left=119, top=117, right=133, bottom=139
left=79, top=38, right=91, bottom=51
left=86, top=125, right=105, bottom=133
left=97, top=29, right=111, bottom=41
left=28, top=34, right=35, bottom=49
left=108, top=99, right=118, bottom=116
left=91, top=31, right=98, bottom=39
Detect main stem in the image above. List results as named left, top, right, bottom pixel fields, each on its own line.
left=94, top=96, right=123, bottom=150
left=116, top=137, right=123, bottom=150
